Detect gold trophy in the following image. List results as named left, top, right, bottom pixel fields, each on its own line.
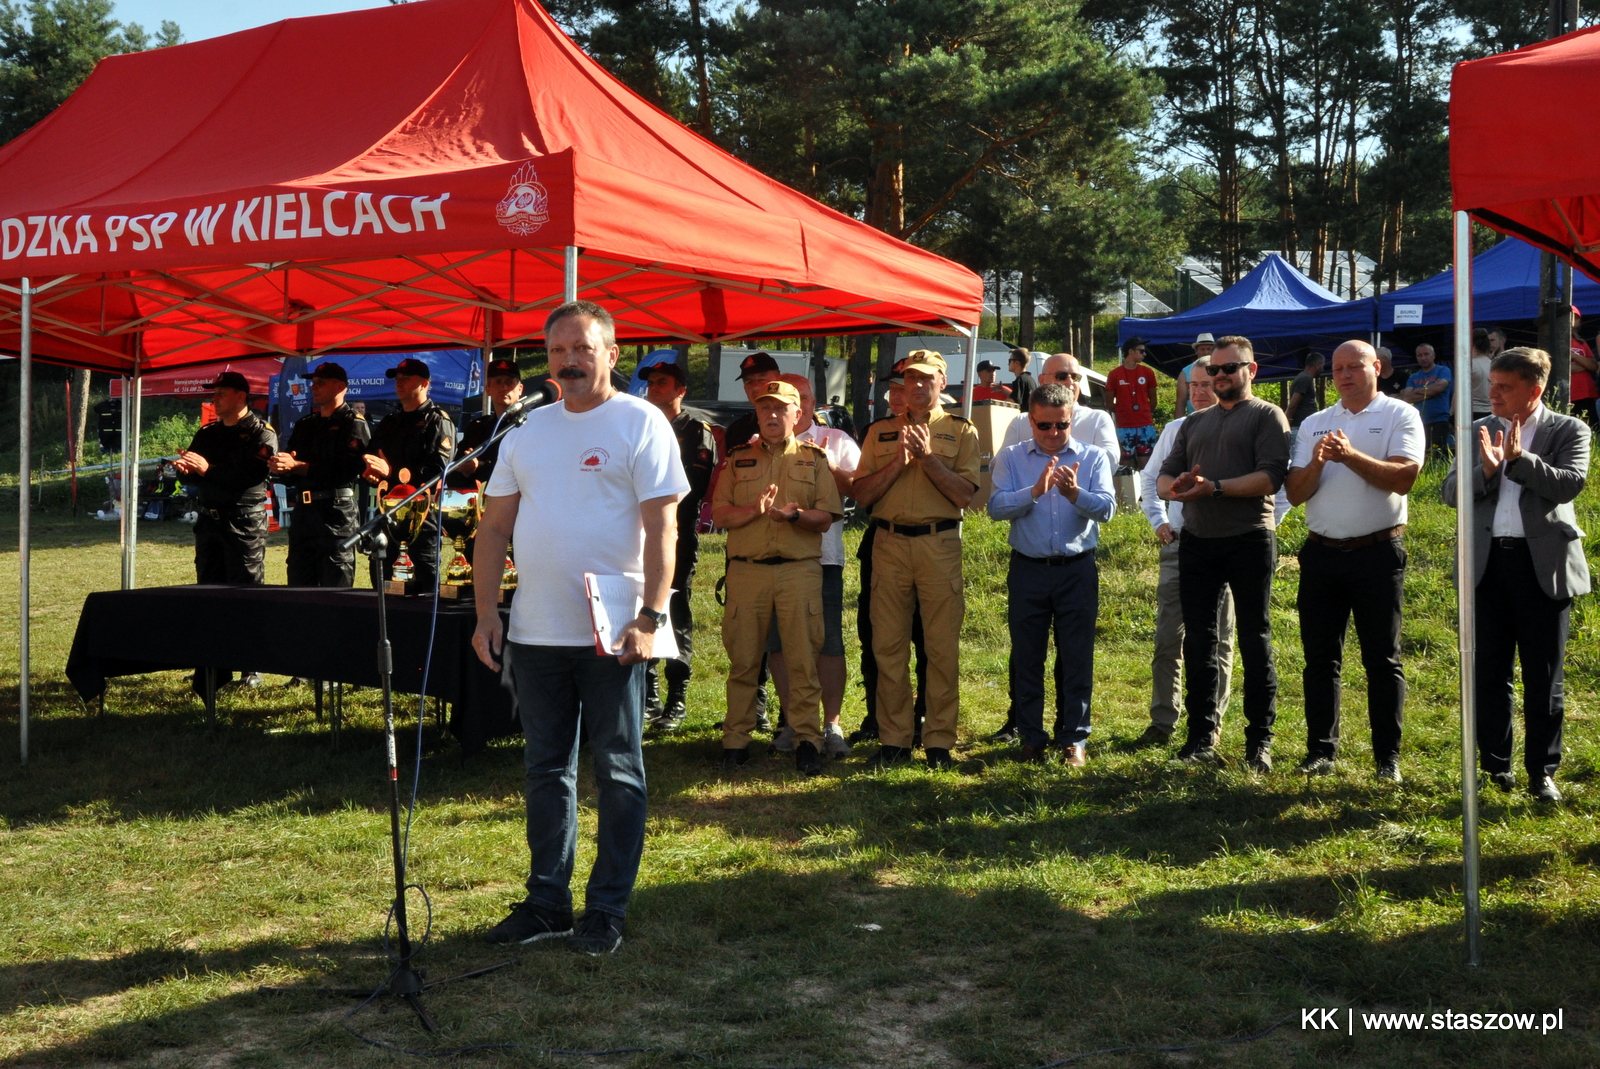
left=380, top=476, right=431, bottom=596
left=438, top=489, right=479, bottom=599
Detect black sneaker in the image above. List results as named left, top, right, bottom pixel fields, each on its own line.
left=754, top=711, right=773, bottom=734
left=925, top=747, right=954, bottom=771
left=1484, top=770, right=1515, bottom=793
left=1296, top=755, right=1335, bottom=777
left=483, top=901, right=575, bottom=945
left=1374, top=757, right=1402, bottom=783
left=988, top=723, right=1020, bottom=744
left=721, top=747, right=750, bottom=770
left=1171, top=746, right=1223, bottom=768
left=567, top=911, right=625, bottom=955
left=866, top=745, right=913, bottom=769
left=1528, top=775, right=1562, bottom=803
left=1133, top=724, right=1173, bottom=749
left=795, top=741, right=823, bottom=777
left=848, top=716, right=880, bottom=745
left=1245, top=746, right=1273, bottom=774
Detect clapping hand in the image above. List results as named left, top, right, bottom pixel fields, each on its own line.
left=362, top=451, right=391, bottom=483
left=1318, top=429, right=1357, bottom=465
left=1169, top=464, right=1211, bottom=502
left=1032, top=455, right=1059, bottom=499
left=1057, top=461, right=1081, bottom=502
left=266, top=450, right=298, bottom=475
left=902, top=422, right=932, bottom=460
left=174, top=450, right=208, bottom=476
left=1479, top=417, right=1523, bottom=479
left=757, top=483, right=784, bottom=520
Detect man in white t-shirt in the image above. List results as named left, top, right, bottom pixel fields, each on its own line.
left=473, top=300, right=689, bottom=956
left=999, top=352, right=1117, bottom=457
left=1285, top=339, right=1423, bottom=783
left=765, top=374, right=861, bottom=758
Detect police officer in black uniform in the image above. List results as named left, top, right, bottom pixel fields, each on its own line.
left=641, top=360, right=718, bottom=733
left=175, top=370, right=277, bottom=584
left=448, top=356, right=523, bottom=491
left=268, top=362, right=370, bottom=587
left=363, top=357, right=455, bottom=590
left=723, top=351, right=782, bottom=452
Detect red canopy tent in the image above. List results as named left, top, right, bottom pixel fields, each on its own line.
left=1, top=0, right=984, bottom=765
left=109, top=358, right=281, bottom=398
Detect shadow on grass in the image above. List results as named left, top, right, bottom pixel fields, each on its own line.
left=3, top=868, right=1598, bottom=1069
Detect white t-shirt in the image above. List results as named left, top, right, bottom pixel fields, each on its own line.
left=1001, top=403, right=1117, bottom=456
left=799, top=422, right=860, bottom=567
left=1292, top=393, right=1424, bottom=539
left=1491, top=405, right=1545, bottom=538
left=486, top=393, right=689, bottom=646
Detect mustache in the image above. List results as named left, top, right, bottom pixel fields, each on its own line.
left=556, top=367, right=587, bottom=380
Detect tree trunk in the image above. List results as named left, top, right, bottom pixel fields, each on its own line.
left=1018, top=269, right=1035, bottom=349
left=73, top=367, right=90, bottom=464
left=810, top=335, right=829, bottom=405
left=688, top=0, right=712, bottom=137
left=1081, top=314, right=1095, bottom=368
left=705, top=342, right=722, bottom=400
left=850, top=334, right=874, bottom=428
left=874, top=333, right=897, bottom=420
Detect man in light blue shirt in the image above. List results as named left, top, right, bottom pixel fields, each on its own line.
left=988, top=382, right=1115, bottom=765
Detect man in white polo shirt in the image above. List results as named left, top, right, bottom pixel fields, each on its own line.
left=1285, top=339, right=1424, bottom=782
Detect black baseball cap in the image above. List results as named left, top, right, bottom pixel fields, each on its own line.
left=207, top=371, right=251, bottom=393
left=737, top=351, right=780, bottom=380
left=303, top=362, right=347, bottom=383
left=386, top=357, right=431, bottom=380
left=879, top=357, right=910, bottom=386
left=977, top=359, right=1000, bottom=372
left=643, top=360, right=686, bottom=385
left=486, top=357, right=520, bottom=380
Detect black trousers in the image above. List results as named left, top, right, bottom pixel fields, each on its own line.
left=1007, top=552, right=1097, bottom=749
left=194, top=506, right=268, bottom=585
left=1178, top=529, right=1277, bottom=752
left=646, top=528, right=700, bottom=711
left=1297, top=537, right=1406, bottom=762
left=286, top=499, right=358, bottom=588
left=383, top=515, right=440, bottom=590
left=1475, top=539, right=1570, bottom=778
left=857, top=525, right=926, bottom=727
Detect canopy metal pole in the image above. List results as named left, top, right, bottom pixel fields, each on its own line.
left=481, top=312, right=493, bottom=415
left=960, top=325, right=978, bottom=420
left=18, top=277, right=31, bottom=766
left=119, top=375, right=130, bottom=586
left=564, top=246, right=579, bottom=304
left=125, top=353, right=143, bottom=589
left=1452, top=209, right=1481, bottom=967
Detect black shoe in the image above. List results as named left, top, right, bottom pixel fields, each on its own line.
left=567, top=910, right=625, bottom=955
left=483, top=901, right=575, bottom=945
left=648, top=700, right=686, bottom=736
left=866, top=745, right=913, bottom=769
left=1171, top=746, right=1223, bottom=768
left=1245, top=746, right=1272, bottom=774
left=1295, top=755, right=1335, bottom=777
left=1133, top=724, right=1172, bottom=749
left=1374, top=757, right=1402, bottom=783
left=1484, top=770, right=1515, bottom=793
left=848, top=719, right=880, bottom=745
left=1528, top=776, right=1563, bottom=803
left=795, top=741, right=823, bottom=777
left=1018, top=744, right=1048, bottom=764
left=925, top=747, right=954, bottom=770
left=989, top=724, right=1020, bottom=744
left=721, top=747, right=750, bottom=770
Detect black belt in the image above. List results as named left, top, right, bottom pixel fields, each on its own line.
left=1306, top=524, right=1405, bottom=552
left=201, top=503, right=266, bottom=520
left=1012, top=548, right=1093, bottom=566
left=731, top=556, right=802, bottom=565
left=297, top=488, right=356, bottom=505
left=874, top=518, right=960, bottom=538
left=1491, top=536, right=1529, bottom=551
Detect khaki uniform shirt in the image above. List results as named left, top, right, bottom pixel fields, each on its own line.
left=857, top=409, right=981, bottom=525
left=714, top=436, right=844, bottom=560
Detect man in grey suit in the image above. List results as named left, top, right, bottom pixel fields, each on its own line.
left=1443, top=347, right=1591, bottom=802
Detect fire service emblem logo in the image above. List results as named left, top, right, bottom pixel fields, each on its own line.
left=496, top=161, right=549, bottom=236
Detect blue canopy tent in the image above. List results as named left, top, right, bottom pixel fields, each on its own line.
left=1118, top=254, right=1377, bottom=380
left=1377, top=236, right=1600, bottom=330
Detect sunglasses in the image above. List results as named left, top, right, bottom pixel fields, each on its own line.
left=1031, top=420, right=1071, bottom=430
left=1048, top=371, right=1083, bottom=382
left=1205, top=361, right=1248, bottom=376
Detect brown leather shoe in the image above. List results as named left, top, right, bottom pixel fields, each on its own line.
left=1018, top=744, right=1048, bottom=764
left=1061, top=744, right=1087, bottom=767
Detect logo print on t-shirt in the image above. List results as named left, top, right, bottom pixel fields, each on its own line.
left=579, top=447, right=610, bottom=471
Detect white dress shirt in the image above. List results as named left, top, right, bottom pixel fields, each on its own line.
left=798, top=422, right=860, bottom=566
left=1490, top=403, right=1546, bottom=538
left=1001, top=403, right=1117, bottom=456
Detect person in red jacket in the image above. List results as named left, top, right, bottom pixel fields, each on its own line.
left=1106, top=337, right=1160, bottom=468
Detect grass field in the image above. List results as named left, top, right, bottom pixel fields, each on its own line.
left=2, top=463, right=1599, bottom=1069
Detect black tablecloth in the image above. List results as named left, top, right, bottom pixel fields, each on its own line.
left=65, top=585, right=519, bottom=755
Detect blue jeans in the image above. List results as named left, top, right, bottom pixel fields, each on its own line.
left=508, top=642, right=647, bottom=918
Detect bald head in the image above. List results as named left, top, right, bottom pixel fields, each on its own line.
left=1331, top=339, right=1379, bottom=409
left=1040, top=352, right=1082, bottom=404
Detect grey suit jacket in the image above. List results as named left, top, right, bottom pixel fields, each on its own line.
left=1441, top=408, right=1591, bottom=600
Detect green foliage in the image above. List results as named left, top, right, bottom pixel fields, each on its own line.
left=0, top=0, right=181, bottom=145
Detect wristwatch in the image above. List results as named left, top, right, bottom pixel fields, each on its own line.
left=637, top=607, right=667, bottom=632
left=1211, top=479, right=1225, bottom=498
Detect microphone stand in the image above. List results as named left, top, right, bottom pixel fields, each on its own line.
left=301, top=401, right=547, bottom=1031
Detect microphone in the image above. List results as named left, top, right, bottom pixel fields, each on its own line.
left=497, top=378, right=563, bottom=426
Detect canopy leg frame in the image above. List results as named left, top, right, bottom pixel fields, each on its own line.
left=18, top=277, right=31, bottom=766
left=1453, top=210, right=1481, bottom=967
